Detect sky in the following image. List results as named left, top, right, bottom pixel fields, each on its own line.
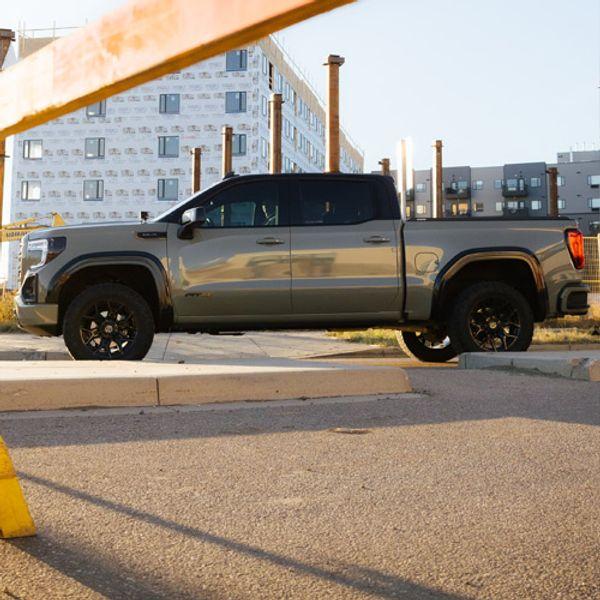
left=2, top=0, right=599, bottom=170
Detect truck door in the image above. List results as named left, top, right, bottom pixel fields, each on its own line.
left=168, top=179, right=291, bottom=319
left=289, top=178, right=401, bottom=317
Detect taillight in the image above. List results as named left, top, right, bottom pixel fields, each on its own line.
left=565, top=229, right=585, bottom=270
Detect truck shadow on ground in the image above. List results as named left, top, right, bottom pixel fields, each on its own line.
left=11, top=472, right=463, bottom=600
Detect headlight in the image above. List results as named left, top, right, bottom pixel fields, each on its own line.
left=26, top=237, right=66, bottom=269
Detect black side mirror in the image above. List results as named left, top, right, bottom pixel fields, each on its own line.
left=178, top=206, right=207, bottom=239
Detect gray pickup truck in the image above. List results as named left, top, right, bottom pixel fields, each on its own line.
left=15, top=173, right=589, bottom=362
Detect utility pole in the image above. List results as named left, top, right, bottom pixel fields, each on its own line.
left=324, top=54, right=344, bottom=172
left=547, top=167, right=559, bottom=217
left=191, top=147, right=202, bottom=193
left=379, top=158, right=390, bottom=176
left=0, top=29, right=15, bottom=230
left=269, top=93, right=283, bottom=174
left=221, top=126, right=233, bottom=178
left=432, top=139, right=443, bottom=218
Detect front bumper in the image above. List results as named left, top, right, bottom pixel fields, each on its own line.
left=557, top=283, right=590, bottom=316
left=14, top=295, right=59, bottom=337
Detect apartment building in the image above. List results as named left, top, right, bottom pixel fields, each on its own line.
left=382, top=151, right=600, bottom=233
left=5, top=32, right=364, bottom=288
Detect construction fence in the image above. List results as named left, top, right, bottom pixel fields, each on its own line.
left=583, top=235, right=600, bottom=305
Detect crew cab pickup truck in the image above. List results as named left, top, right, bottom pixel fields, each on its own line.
left=15, top=173, right=589, bottom=362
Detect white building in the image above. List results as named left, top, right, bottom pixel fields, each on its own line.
left=5, top=33, right=364, bottom=288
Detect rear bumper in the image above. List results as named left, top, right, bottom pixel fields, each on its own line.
left=14, top=295, right=59, bottom=337
left=556, top=283, right=590, bottom=316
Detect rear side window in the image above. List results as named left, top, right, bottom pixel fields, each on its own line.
left=294, top=180, right=377, bottom=225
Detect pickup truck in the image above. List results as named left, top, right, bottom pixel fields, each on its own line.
left=15, top=173, right=589, bottom=362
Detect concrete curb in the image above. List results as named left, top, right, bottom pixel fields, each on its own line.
left=459, top=352, right=600, bottom=381
left=0, top=360, right=412, bottom=412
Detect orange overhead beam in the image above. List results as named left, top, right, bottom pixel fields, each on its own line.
left=0, top=0, right=354, bottom=138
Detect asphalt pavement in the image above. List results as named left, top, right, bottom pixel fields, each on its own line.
left=1, top=367, right=598, bottom=599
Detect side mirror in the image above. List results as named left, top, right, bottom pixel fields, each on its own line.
left=178, top=206, right=207, bottom=239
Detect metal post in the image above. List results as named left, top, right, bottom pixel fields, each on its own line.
left=324, top=54, right=344, bottom=173
left=191, top=147, right=202, bottom=193
left=379, top=158, right=390, bottom=176
left=269, top=93, right=283, bottom=174
left=432, top=140, right=443, bottom=218
left=221, top=126, right=233, bottom=178
left=547, top=166, right=559, bottom=217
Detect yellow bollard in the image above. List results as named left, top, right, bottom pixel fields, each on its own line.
left=0, top=437, right=36, bottom=538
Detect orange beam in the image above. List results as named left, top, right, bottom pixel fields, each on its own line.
left=0, top=0, right=354, bottom=138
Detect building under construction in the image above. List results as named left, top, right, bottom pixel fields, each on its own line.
left=4, top=29, right=364, bottom=288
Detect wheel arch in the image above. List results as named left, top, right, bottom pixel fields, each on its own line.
left=432, top=248, right=548, bottom=322
left=46, top=252, right=173, bottom=333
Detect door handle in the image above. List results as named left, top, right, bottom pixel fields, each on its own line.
left=363, top=235, right=390, bottom=244
left=256, top=237, right=285, bottom=246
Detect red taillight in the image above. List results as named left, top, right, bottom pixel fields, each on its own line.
left=566, top=229, right=585, bottom=270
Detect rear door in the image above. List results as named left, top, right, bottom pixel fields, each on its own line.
left=289, top=177, right=401, bottom=316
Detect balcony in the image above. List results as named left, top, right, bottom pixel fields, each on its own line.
left=445, top=185, right=471, bottom=200
left=502, top=178, right=528, bottom=197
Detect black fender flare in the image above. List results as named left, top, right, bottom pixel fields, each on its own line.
left=431, top=247, right=548, bottom=320
left=46, top=252, right=173, bottom=329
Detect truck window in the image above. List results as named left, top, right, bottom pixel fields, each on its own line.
left=294, top=180, right=376, bottom=225
left=201, top=181, right=280, bottom=228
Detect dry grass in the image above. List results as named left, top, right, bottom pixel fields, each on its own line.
left=329, top=305, right=600, bottom=348
left=0, top=292, right=19, bottom=332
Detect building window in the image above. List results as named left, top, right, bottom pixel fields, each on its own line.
left=494, top=179, right=503, bottom=189
left=83, top=179, right=104, bottom=201
left=530, top=200, right=542, bottom=210
left=158, top=136, right=179, bottom=157
left=261, top=96, right=268, bottom=117
left=473, top=202, right=484, bottom=212
left=225, top=91, right=247, bottom=113
left=587, top=175, right=599, bottom=186
left=159, top=94, right=180, bottom=114
left=23, top=140, right=43, bottom=159
left=450, top=180, right=468, bottom=191
left=86, top=100, right=106, bottom=117
left=261, top=54, right=268, bottom=75
left=232, top=134, right=247, bottom=156
left=21, top=180, right=41, bottom=201
left=558, top=199, right=566, bottom=209
left=416, top=182, right=426, bottom=192
left=472, top=180, right=484, bottom=190
left=260, top=137, right=268, bottom=160
left=157, top=178, right=178, bottom=200
left=226, top=50, right=248, bottom=71
left=85, top=137, right=105, bottom=159
left=530, top=177, right=541, bottom=188
left=589, top=198, right=600, bottom=210
left=416, top=204, right=426, bottom=215
left=557, top=176, right=566, bottom=187
left=495, top=201, right=503, bottom=212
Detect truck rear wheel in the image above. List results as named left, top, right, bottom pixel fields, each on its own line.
left=448, top=281, right=534, bottom=354
left=63, top=283, right=155, bottom=360
left=396, top=330, right=458, bottom=363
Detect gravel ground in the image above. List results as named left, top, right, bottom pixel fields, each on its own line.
left=0, top=367, right=599, bottom=599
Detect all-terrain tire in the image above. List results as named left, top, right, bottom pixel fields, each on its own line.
left=63, top=283, right=154, bottom=360
left=396, top=330, right=458, bottom=363
left=447, top=281, right=534, bottom=354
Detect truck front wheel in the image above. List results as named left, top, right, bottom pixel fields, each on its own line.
left=396, top=330, right=458, bottom=363
left=63, top=283, right=155, bottom=360
left=448, top=281, right=534, bottom=354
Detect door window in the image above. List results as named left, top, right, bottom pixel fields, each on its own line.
left=294, top=180, right=376, bottom=225
left=201, top=181, right=280, bottom=227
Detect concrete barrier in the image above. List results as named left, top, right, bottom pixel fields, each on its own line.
left=0, top=359, right=412, bottom=412
left=459, top=351, right=600, bottom=381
